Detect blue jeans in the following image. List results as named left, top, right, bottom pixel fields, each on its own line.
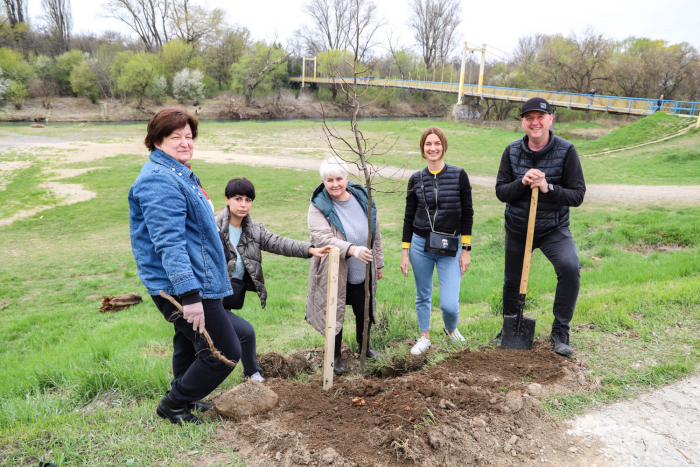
left=409, top=233, right=461, bottom=332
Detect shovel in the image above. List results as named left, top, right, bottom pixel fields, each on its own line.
left=501, top=186, right=539, bottom=350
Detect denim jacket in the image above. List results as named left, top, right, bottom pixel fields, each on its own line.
left=128, top=149, right=232, bottom=299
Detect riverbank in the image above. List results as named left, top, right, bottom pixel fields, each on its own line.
left=0, top=94, right=453, bottom=123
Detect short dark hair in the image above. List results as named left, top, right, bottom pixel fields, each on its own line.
left=144, top=108, right=199, bottom=151
left=419, top=127, right=448, bottom=159
left=225, top=178, right=255, bottom=200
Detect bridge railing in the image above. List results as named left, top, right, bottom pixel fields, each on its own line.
left=289, top=76, right=700, bottom=117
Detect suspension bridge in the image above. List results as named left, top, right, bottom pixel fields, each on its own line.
left=290, top=44, right=700, bottom=119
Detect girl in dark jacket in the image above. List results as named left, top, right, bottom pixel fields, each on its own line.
left=215, top=178, right=331, bottom=380
left=400, top=127, right=474, bottom=355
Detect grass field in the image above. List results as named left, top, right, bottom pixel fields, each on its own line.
left=1, top=115, right=699, bottom=465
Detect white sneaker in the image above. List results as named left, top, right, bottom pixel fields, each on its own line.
left=249, top=372, right=264, bottom=382
left=445, top=328, right=466, bottom=343
left=411, top=337, right=432, bottom=355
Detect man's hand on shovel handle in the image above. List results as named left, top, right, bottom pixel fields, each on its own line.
left=522, top=169, right=545, bottom=187
left=183, top=302, right=205, bottom=332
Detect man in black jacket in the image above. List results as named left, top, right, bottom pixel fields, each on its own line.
left=494, top=97, right=586, bottom=356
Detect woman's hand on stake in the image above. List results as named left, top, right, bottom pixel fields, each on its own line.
left=460, top=250, right=471, bottom=276
left=183, top=302, right=205, bottom=332
left=309, top=245, right=333, bottom=257
left=400, top=249, right=410, bottom=277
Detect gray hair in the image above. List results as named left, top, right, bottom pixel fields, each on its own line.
left=319, top=156, right=349, bottom=180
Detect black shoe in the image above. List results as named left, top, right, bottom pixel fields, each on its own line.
left=187, top=400, right=213, bottom=413
left=333, top=354, right=346, bottom=375
left=157, top=393, right=202, bottom=425
left=489, top=331, right=502, bottom=346
left=549, top=331, right=573, bottom=357
left=366, top=348, right=380, bottom=359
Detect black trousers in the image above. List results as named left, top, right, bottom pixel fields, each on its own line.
left=335, top=280, right=374, bottom=355
left=151, top=295, right=262, bottom=403
left=503, top=227, right=580, bottom=334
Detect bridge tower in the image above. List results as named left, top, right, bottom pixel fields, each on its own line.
left=457, top=42, right=486, bottom=104
left=301, top=56, right=317, bottom=88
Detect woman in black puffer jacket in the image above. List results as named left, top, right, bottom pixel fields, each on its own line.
left=214, top=178, right=331, bottom=381
left=400, top=127, right=474, bottom=355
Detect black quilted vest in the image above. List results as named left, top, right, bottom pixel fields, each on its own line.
left=505, top=133, right=573, bottom=237
left=412, top=164, right=463, bottom=236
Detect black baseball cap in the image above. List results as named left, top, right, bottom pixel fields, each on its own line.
left=519, top=97, right=552, bottom=117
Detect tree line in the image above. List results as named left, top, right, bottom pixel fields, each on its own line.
left=0, top=0, right=697, bottom=118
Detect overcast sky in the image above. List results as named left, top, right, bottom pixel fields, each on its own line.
left=28, top=0, right=700, bottom=57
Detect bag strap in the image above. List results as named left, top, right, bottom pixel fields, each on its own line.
left=419, top=171, right=438, bottom=233
left=419, top=170, right=457, bottom=236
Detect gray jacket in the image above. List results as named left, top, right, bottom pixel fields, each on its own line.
left=215, top=207, right=312, bottom=309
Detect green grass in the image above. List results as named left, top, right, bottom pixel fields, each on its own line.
left=576, top=112, right=691, bottom=154
left=0, top=119, right=699, bottom=465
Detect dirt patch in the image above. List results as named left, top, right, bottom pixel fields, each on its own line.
left=624, top=243, right=690, bottom=254
left=211, top=341, right=596, bottom=466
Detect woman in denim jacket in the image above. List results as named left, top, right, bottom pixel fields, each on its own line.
left=129, top=108, right=247, bottom=425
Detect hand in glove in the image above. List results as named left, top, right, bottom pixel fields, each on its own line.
left=352, top=246, right=373, bottom=264
left=183, top=302, right=205, bottom=333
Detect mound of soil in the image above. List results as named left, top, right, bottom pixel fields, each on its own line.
left=259, top=351, right=314, bottom=379
left=213, top=341, right=595, bottom=466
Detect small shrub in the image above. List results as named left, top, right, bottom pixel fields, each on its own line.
left=7, top=80, right=27, bottom=109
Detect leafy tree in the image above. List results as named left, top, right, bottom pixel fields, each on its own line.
left=172, top=68, right=203, bottom=103
left=0, top=47, right=34, bottom=84
left=55, top=49, right=85, bottom=93
left=7, top=80, right=27, bottom=108
left=160, top=39, right=203, bottom=82
left=316, top=49, right=355, bottom=101
left=205, top=26, right=250, bottom=90
left=115, top=52, right=158, bottom=105
left=230, top=41, right=288, bottom=104
left=147, top=73, right=167, bottom=102
left=70, top=60, right=99, bottom=103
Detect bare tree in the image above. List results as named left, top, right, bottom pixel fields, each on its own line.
left=168, top=0, right=225, bottom=44
left=407, top=0, right=462, bottom=70
left=319, top=2, right=412, bottom=374
left=102, top=0, right=170, bottom=52
left=41, top=0, right=73, bottom=55
left=2, top=0, right=27, bottom=26
left=295, top=0, right=383, bottom=63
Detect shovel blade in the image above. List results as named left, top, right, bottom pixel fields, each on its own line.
left=501, top=315, right=536, bottom=350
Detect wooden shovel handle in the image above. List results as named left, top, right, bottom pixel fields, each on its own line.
left=519, top=187, right=539, bottom=295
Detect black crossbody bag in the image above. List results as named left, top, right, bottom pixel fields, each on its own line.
left=420, top=172, right=460, bottom=257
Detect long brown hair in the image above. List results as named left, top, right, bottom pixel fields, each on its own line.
left=419, top=127, right=448, bottom=159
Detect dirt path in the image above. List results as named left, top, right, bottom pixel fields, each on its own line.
left=568, top=375, right=700, bottom=466
left=190, top=150, right=700, bottom=204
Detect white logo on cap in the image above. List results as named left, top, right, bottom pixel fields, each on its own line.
left=540, top=103, right=547, bottom=109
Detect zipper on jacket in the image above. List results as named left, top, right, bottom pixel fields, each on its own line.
left=434, top=173, right=439, bottom=224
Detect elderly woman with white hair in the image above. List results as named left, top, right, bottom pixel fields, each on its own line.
left=306, top=156, right=384, bottom=375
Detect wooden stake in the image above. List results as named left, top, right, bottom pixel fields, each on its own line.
left=323, top=247, right=340, bottom=390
